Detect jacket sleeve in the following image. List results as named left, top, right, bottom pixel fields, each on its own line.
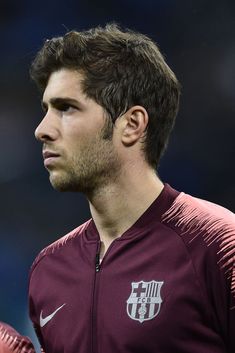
left=0, top=322, right=36, bottom=353
left=218, top=240, right=235, bottom=353
left=206, top=225, right=235, bottom=353
left=170, top=196, right=235, bottom=353
left=188, top=226, right=235, bottom=353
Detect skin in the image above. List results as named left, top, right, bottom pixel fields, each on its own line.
left=35, top=68, right=164, bottom=256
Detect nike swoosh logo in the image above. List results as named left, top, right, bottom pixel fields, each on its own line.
left=40, top=303, right=66, bottom=328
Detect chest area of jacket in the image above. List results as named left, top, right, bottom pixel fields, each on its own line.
left=31, top=231, right=213, bottom=353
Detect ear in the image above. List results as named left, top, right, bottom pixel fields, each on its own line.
left=121, top=106, right=149, bottom=146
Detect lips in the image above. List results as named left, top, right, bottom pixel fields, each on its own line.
left=43, top=150, right=60, bottom=160
left=43, top=150, right=60, bottom=167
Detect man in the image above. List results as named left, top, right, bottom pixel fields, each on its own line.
left=0, top=322, right=35, bottom=353
left=29, top=24, right=235, bottom=353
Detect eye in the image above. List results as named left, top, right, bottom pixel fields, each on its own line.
left=57, top=103, right=77, bottom=113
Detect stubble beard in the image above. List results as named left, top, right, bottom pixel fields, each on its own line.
left=49, top=119, right=121, bottom=195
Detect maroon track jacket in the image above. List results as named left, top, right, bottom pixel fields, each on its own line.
left=29, top=184, right=235, bottom=353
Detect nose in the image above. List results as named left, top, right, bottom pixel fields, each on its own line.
left=35, top=111, right=59, bottom=142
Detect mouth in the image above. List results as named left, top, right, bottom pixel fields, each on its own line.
left=43, top=150, right=60, bottom=167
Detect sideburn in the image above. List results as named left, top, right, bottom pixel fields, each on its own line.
left=101, top=114, right=114, bottom=140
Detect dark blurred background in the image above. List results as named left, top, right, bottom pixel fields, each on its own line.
left=0, top=0, right=234, bottom=350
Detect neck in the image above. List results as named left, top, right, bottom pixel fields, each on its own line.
left=87, top=164, right=164, bottom=252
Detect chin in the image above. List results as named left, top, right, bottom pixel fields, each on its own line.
left=49, top=174, right=81, bottom=192
left=51, top=183, right=70, bottom=192
left=50, top=179, right=72, bottom=192
left=49, top=173, right=70, bottom=192
left=48, top=170, right=98, bottom=194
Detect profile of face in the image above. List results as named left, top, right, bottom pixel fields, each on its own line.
left=35, top=69, right=121, bottom=194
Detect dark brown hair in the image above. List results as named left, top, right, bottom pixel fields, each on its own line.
left=30, top=23, right=180, bottom=168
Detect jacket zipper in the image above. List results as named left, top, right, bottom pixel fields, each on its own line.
left=91, top=242, right=101, bottom=353
left=95, top=252, right=100, bottom=273
left=91, top=240, right=117, bottom=353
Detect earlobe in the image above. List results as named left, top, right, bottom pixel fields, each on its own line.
left=122, top=106, right=148, bottom=146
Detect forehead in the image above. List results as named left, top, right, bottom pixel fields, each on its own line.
left=43, top=69, right=86, bottom=102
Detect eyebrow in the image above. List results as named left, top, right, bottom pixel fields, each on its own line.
left=41, top=97, right=83, bottom=111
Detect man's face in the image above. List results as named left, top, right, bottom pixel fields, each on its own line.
left=35, top=68, right=121, bottom=194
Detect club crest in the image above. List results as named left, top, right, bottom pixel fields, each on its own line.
left=126, top=280, right=164, bottom=323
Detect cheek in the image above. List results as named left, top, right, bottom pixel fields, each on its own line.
left=65, top=123, right=95, bottom=141
left=66, top=133, right=93, bottom=158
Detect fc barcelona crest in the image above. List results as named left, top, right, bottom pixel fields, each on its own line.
left=126, top=280, right=164, bottom=323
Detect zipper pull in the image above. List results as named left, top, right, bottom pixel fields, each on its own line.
left=95, top=253, right=100, bottom=272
